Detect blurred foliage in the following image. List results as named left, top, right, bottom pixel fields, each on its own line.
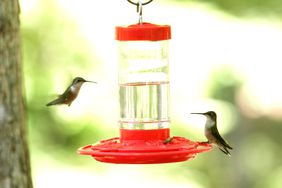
left=206, top=66, right=242, bottom=104
left=200, top=66, right=282, bottom=188
left=22, top=0, right=105, bottom=163
left=173, top=0, right=282, bottom=17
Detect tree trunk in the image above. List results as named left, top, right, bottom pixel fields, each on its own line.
left=0, top=0, right=33, bottom=188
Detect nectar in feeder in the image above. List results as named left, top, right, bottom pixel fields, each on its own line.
left=78, top=22, right=212, bottom=164
left=117, top=22, right=171, bottom=131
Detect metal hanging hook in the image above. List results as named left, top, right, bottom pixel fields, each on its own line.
left=127, top=0, right=153, bottom=24
left=137, top=0, right=143, bottom=24
left=127, top=0, right=153, bottom=6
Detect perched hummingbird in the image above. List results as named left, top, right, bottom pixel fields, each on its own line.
left=191, top=111, right=233, bottom=156
left=46, top=77, right=96, bottom=106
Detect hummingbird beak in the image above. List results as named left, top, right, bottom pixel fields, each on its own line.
left=85, top=80, right=97, bottom=83
left=191, top=112, right=205, bottom=115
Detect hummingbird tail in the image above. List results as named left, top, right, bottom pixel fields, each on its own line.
left=226, top=144, right=233, bottom=150
left=46, top=101, right=57, bottom=106
left=218, top=147, right=231, bottom=156
left=46, top=101, right=56, bottom=106
left=46, top=98, right=63, bottom=106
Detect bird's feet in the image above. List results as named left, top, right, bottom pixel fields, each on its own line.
left=199, top=141, right=210, bottom=144
left=163, top=137, right=173, bottom=144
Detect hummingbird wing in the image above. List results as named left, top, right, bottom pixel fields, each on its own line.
left=211, top=126, right=233, bottom=150
left=60, top=85, right=77, bottom=106
left=62, top=84, right=82, bottom=106
left=46, top=86, right=73, bottom=106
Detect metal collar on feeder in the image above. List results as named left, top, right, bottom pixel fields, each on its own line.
left=78, top=0, right=212, bottom=164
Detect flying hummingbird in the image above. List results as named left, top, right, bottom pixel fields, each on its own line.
left=191, top=111, right=233, bottom=156
left=46, top=77, right=96, bottom=107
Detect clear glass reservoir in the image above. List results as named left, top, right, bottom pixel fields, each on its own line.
left=116, top=23, right=171, bottom=129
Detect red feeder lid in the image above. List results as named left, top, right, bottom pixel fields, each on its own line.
left=116, top=22, right=171, bottom=41
left=78, top=129, right=212, bottom=164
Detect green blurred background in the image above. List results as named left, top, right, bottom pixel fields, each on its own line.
left=20, top=0, right=282, bottom=187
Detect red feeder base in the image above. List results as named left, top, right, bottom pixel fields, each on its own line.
left=78, top=129, right=212, bottom=164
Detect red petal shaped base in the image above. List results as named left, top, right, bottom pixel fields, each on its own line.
left=78, top=136, right=212, bottom=164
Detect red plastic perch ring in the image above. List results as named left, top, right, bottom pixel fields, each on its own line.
left=78, top=129, right=212, bottom=164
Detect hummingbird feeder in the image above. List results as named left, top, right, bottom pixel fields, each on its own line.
left=78, top=0, right=211, bottom=164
